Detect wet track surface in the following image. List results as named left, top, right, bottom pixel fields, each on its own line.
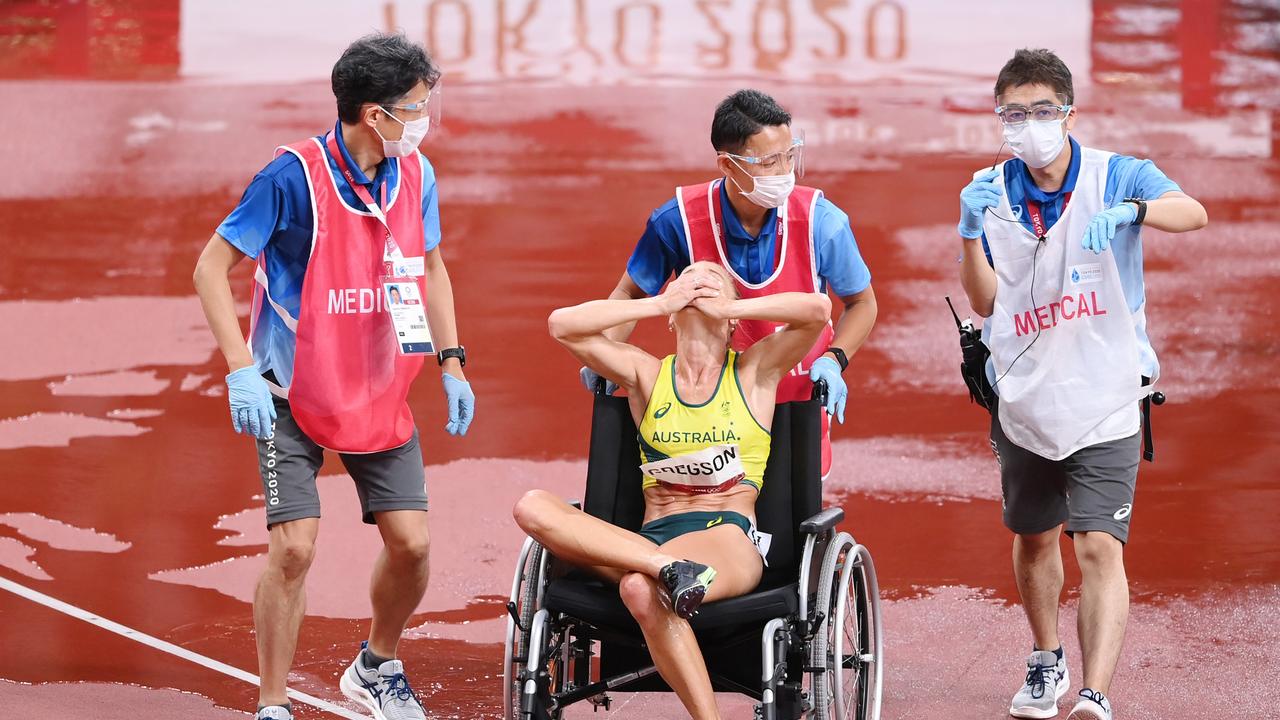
left=1, top=1, right=1278, bottom=717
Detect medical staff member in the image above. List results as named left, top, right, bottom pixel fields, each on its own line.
left=193, top=33, right=474, bottom=720
left=587, top=89, right=877, bottom=475
left=957, top=48, right=1207, bottom=720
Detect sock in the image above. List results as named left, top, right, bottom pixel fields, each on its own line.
left=1033, top=646, right=1064, bottom=661
left=361, top=647, right=392, bottom=670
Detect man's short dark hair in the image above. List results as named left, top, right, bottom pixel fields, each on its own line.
left=994, top=48, right=1074, bottom=105
left=711, top=89, right=792, bottom=153
left=332, top=33, right=441, bottom=124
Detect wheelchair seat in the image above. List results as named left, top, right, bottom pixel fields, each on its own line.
left=544, top=575, right=800, bottom=633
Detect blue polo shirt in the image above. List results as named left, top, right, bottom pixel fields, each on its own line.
left=983, top=137, right=1183, bottom=382
left=216, top=120, right=442, bottom=388
left=626, top=181, right=871, bottom=298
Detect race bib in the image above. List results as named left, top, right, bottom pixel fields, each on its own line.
left=639, top=444, right=746, bottom=494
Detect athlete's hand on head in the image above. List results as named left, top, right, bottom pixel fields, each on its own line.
left=442, top=372, right=474, bottom=436
left=808, top=356, right=847, bottom=424
left=1082, top=203, right=1138, bottom=254
left=689, top=292, right=735, bottom=321
left=656, top=269, right=721, bottom=314
left=958, top=169, right=1003, bottom=239
left=225, top=365, right=276, bottom=440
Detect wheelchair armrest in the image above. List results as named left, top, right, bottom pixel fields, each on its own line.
left=799, top=507, right=844, bottom=536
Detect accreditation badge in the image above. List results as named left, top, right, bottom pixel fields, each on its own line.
left=382, top=278, right=434, bottom=355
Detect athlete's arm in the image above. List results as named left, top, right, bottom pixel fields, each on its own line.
left=601, top=271, right=649, bottom=343
left=193, top=233, right=253, bottom=372
left=423, top=246, right=466, bottom=380
left=549, top=272, right=713, bottom=395
left=696, top=292, right=832, bottom=412
left=1139, top=190, right=1208, bottom=233
left=959, top=236, right=997, bottom=318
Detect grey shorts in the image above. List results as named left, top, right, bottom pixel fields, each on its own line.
left=256, top=396, right=428, bottom=527
left=989, top=399, right=1140, bottom=543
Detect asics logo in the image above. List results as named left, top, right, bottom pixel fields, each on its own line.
left=1113, top=503, right=1132, bottom=521
left=654, top=402, right=672, bottom=419
left=705, top=516, right=723, bottom=528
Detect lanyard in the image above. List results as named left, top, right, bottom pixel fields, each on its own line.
left=1025, top=191, right=1072, bottom=240
left=710, top=179, right=786, bottom=264
left=324, top=132, right=405, bottom=268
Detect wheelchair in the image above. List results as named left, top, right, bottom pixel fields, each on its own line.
left=502, top=385, right=883, bottom=719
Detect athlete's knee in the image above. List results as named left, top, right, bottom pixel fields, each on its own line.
left=1073, top=531, right=1123, bottom=568
left=618, top=572, right=663, bottom=624
left=512, top=489, right=560, bottom=535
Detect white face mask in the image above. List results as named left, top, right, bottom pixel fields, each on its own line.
left=1003, top=116, right=1068, bottom=169
left=376, top=109, right=430, bottom=158
left=728, top=159, right=795, bottom=209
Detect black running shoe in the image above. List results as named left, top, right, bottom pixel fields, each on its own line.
left=658, top=560, right=717, bottom=619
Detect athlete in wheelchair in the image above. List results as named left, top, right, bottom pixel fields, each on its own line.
left=505, top=262, right=883, bottom=719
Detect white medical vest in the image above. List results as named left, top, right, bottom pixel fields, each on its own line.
left=982, top=146, right=1149, bottom=461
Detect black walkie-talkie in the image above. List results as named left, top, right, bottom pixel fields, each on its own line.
left=946, top=296, right=995, bottom=411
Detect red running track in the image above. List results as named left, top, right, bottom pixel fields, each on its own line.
left=1, top=1, right=1277, bottom=717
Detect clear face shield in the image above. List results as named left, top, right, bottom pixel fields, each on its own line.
left=383, top=79, right=443, bottom=133
left=718, top=130, right=805, bottom=179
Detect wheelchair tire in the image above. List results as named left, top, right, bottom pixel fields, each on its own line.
left=810, top=532, right=853, bottom=720
left=503, top=539, right=544, bottom=720
left=811, top=535, right=883, bottom=720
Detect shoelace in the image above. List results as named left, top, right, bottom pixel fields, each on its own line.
left=1024, top=663, right=1051, bottom=699
left=382, top=672, right=422, bottom=705
left=1079, top=688, right=1107, bottom=706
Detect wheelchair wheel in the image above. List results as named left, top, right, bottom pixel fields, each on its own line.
left=811, top=534, right=883, bottom=720
left=503, top=538, right=545, bottom=720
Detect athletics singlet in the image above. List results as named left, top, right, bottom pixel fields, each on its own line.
left=676, top=179, right=836, bottom=475
left=637, top=351, right=771, bottom=494
left=248, top=136, right=427, bottom=453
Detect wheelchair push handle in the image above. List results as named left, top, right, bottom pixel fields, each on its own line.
left=811, top=378, right=828, bottom=405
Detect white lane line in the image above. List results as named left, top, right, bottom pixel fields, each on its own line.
left=0, top=576, right=368, bottom=720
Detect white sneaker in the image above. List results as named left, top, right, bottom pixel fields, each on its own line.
left=254, top=706, right=293, bottom=720
left=339, top=644, right=427, bottom=720
left=1066, top=688, right=1112, bottom=720
left=1009, top=649, right=1070, bottom=719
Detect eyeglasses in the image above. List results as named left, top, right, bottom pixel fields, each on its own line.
left=719, top=136, right=805, bottom=176
left=994, top=103, right=1072, bottom=126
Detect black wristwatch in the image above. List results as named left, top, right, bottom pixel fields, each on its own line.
left=1124, top=198, right=1147, bottom=226
left=438, top=346, right=466, bottom=367
left=824, top=347, right=849, bottom=372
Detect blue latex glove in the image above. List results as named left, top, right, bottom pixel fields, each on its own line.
left=1082, top=203, right=1138, bottom=254
left=579, top=366, right=618, bottom=395
left=808, top=356, right=847, bottom=424
left=442, top=372, right=475, bottom=436
left=958, top=169, right=1003, bottom=239
left=225, top=365, right=276, bottom=439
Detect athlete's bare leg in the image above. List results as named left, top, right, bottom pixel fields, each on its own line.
left=616, top=525, right=762, bottom=720
left=512, top=489, right=678, bottom=577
